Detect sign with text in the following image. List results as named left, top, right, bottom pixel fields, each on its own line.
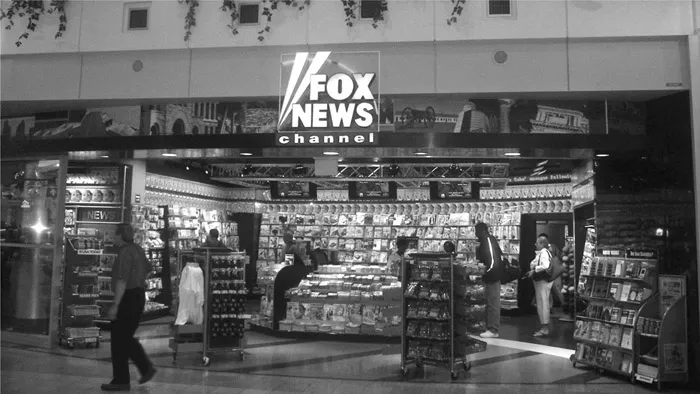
left=276, top=51, right=380, bottom=146
left=77, top=207, right=123, bottom=223
left=625, top=248, right=659, bottom=260
left=429, top=181, right=479, bottom=200
left=508, top=173, right=572, bottom=185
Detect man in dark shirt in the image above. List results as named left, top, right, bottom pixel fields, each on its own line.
left=203, top=229, right=227, bottom=248
left=476, top=222, right=503, bottom=339
left=102, top=224, right=156, bottom=391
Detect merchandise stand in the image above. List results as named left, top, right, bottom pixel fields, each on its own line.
left=400, top=253, right=487, bottom=380
left=170, top=249, right=249, bottom=365
left=634, top=275, right=688, bottom=389
left=170, top=250, right=202, bottom=364
left=60, top=236, right=103, bottom=349
left=199, top=248, right=249, bottom=365
left=571, top=247, right=659, bottom=382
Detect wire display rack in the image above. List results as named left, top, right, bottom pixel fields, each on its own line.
left=400, top=252, right=487, bottom=380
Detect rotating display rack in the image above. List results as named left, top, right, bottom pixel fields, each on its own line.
left=400, top=253, right=487, bottom=380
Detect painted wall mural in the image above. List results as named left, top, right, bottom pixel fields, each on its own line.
left=1, top=98, right=646, bottom=139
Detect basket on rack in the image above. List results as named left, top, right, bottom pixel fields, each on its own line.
left=65, top=327, right=100, bottom=338
left=67, top=305, right=101, bottom=317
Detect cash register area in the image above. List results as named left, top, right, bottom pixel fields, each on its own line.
left=2, top=310, right=691, bottom=394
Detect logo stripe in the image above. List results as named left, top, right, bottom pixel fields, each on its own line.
left=278, top=51, right=331, bottom=128
left=279, top=52, right=309, bottom=127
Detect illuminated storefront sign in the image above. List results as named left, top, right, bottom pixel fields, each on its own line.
left=276, top=51, right=380, bottom=146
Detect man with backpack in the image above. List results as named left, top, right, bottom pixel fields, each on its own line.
left=475, top=222, right=503, bottom=339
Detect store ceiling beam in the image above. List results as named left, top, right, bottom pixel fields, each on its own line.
left=1, top=133, right=650, bottom=158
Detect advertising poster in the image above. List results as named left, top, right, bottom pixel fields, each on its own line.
left=663, top=343, right=687, bottom=373
left=659, top=275, right=686, bottom=314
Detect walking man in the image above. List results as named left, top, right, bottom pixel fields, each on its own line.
left=102, top=224, right=156, bottom=391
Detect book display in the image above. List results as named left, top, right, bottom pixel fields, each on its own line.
left=400, top=253, right=487, bottom=380
left=280, top=264, right=403, bottom=336
left=251, top=263, right=291, bottom=329
left=571, top=247, right=659, bottom=381
left=62, top=164, right=131, bottom=326
left=60, top=236, right=105, bottom=348
left=560, top=237, right=576, bottom=320
left=634, top=274, right=688, bottom=389
left=157, top=205, right=241, bottom=316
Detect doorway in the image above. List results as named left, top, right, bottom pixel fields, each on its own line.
left=518, top=213, right=573, bottom=311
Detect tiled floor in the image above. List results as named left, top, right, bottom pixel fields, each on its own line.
left=1, top=310, right=695, bottom=393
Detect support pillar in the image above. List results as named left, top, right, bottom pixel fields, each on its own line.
left=499, top=99, right=515, bottom=133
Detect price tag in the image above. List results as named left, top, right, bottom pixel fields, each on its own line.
left=85, top=337, right=97, bottom=343
left=636, top=374, right=654, bottom=384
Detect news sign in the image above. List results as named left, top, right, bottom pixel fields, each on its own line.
left=276, top=51, right=380, bottom=146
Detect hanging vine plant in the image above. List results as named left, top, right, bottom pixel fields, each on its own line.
left=258, top=0, right=310, bottom=42
left=220, top=0, right=240, bottom=36
left=0, top=0, right=67, bottom=47
left=340, top=0, right=387, bottom=29
left=179, top=0, right=199, bottom=42
left=447, top=0, right=466, bottom=25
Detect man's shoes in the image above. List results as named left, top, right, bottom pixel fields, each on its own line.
left=479, top=330, right=499, bottom=338
left=101, top=383, right=131, bottom=391
left=139, top=368, right=157, bottom=384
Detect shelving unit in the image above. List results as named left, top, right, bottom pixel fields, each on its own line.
left=400, top=253, right=487, bottom=380
left=258, top=210, right=521, bottom=313
left=571, top=247, right=659, bottom=382
left=634, top=275, right=688, bottom=389
left=60, top=236, right=104, bottom=349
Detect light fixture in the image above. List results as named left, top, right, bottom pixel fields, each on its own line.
left=241, top=163, right=255, bottom=176
left=323, top=151, right=339, bottom=156
left=504, top=152, right=521, bottom=157
left=292, top=162, right=307, bottom=177
left=596, top=153, right=610, bottom=158
left=100, top=155, right=110, bottom=158
left=31, top=222, right=48, bottom=234
left=162, top=149, right=177, bottom=157
left=387, top=163, right=401, bottom=178
left=414, top=151, right=428, bottom=156
left=241, top=152, right=253, bottom=156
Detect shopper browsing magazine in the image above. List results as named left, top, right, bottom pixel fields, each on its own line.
left=526, top=235, right=554, bottom=338
left=476, top=223, right=503, bottom=339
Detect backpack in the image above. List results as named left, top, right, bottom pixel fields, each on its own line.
left=532, top=249, right=565, bottom=282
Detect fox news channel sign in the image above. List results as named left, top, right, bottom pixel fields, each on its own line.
left=276, top=51, right=380, bottom=146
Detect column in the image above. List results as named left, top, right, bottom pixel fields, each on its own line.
left=499, top=99, right=515, bottom=133
left=689, top=32, right=700, bottom=346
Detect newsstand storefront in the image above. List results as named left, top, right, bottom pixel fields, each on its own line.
left=1, top=43, right=699, bottom=387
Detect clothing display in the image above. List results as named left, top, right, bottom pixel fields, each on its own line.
left=175, top=263, right=204, bottom=325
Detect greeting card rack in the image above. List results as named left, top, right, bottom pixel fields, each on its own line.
left=633, top=275, right=688, bottom=389
left=400, top=253, right=487, bottom=380
left=570, top=248, right=659, bottom=383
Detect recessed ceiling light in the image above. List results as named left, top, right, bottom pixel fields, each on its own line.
left=596, top=153, right=610, bottom=158
left=504, top=152, right=521, bottom=157
left=240, top=152, right=253, bottom=156
left=323, top=151, right=339, bottom=156
left=162, top=151, right=177, bottom=157
left=414, top=152, right=428, bottom=156
left=100, top=155, right=109, bottom=158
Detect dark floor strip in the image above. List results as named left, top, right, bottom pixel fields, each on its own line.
left=229, top=348, right=384, bottom=374
left=97, top=338, right=311, bottom=362
left=375, top=350, right=540, bottom=382
left=550, top=370, right=610, bottom=385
